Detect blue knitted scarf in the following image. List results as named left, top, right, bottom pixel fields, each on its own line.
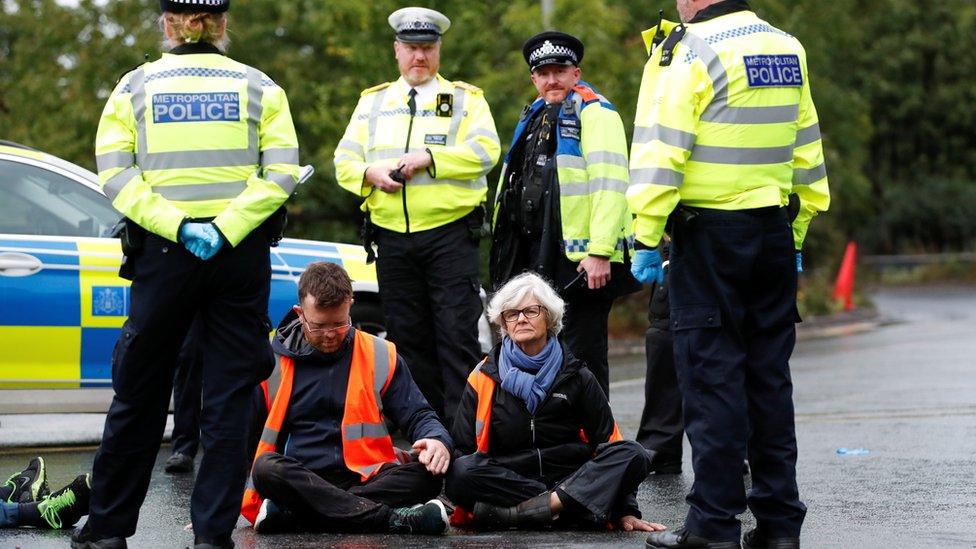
left=497, top=336, right=563, bottom=415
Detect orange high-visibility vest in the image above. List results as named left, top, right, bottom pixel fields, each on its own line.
left=240, top=330, right=397, bottom=524
left=465, top=360, right=623, bottom=454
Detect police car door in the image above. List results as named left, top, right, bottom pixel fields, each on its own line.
left=0, top=153, right=123, bottom=388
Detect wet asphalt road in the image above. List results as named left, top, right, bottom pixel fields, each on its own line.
left=2, top=285, right=976, bottom=548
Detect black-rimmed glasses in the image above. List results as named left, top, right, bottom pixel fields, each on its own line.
left=501, top=304, right=545, bottom=324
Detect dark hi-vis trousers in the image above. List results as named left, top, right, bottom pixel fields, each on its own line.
left=375, top=217, right=484, bottom=426
left=669, top=206, right=807, bottom=541
left=87, top=229, right=274, bottom=540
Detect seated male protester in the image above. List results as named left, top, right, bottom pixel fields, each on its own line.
left=446, top=272, right=666, bottom=533
left=1, top=457, right=91, bottom=530
left=241, top=262, right=452, bottom=535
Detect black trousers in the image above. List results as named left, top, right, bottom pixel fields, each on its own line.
left=445, top=440, right=650, bottom=524
left=636, top=326, right=683, bottom=462
left=669, top=207, right=806, bottom=541
left=87, top=230, right=274, bottom=540
left=375, top=218, right=483, bottom=425
left=251, top=452, right=442, bottom=533
left=171, top=317, right=203, bottom=458
left=561, top=289, right=615, bottom=397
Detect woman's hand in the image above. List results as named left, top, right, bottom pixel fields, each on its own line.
left=618, top=515, right=667, bottom=532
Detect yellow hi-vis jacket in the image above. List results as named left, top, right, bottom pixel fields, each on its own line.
left=334, top=74, right=501, bottom=233
left=95, top=50, right=300, bottom=246
left=494, top=83, right=633, bottom=262
left=627, top=11, right=830, bottom=250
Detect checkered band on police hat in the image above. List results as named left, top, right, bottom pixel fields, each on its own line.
left=160, top=0, right=230, bottom=14
left=522, top=31, right=584, bottom=71
left=388, top=7, right=451, bottom=43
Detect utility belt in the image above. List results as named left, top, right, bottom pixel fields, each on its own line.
left=360, top=204, right=489, bottom=264
left=114, top=206, right=287, bottom=280
left=666, top=196, right=798, bottom=234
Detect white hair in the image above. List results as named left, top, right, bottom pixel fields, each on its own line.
left=487, top=272, right=565, bottom=337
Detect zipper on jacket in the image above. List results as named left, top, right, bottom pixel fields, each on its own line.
left=530, top=417, right=543, bottom=478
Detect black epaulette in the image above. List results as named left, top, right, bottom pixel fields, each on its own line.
left=660, top=24, right=686, bottom=67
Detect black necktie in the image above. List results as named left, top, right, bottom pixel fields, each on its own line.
left=407, top=88, right=418, bottom=117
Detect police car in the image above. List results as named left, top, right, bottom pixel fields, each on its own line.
left=0, top=141, right=491, bottom=391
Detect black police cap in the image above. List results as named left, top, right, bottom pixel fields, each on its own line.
left=160, top=0, right=230, bottom=14
left=522, top=31, right=584, bottom=72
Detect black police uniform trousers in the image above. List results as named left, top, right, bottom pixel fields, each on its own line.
left=87, top=229, right=274, bottom=540
left=669, top=206, right=806, bottom=541
left=446, top=440, right=650, bottom=524
left=637, top=279, right=683, bottom=465
left=375, top=217, right=483, bottom=425
left=251, top=452, right=442, bottom=533
left=171, top=317, right=203, bottom=459
left=561, top=289, right=616, bottom=398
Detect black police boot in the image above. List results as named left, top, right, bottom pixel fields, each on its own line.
left=472, top=492, right=553, bottom=531
left=164, top=453, right=194, bottom=474
left=192, top=534, right=234, bottom=549
left=71, top=522, right=128, bottom=549
left=646, top=528, right=742, bottom=548
left=742, top=528, right=800, bottom=549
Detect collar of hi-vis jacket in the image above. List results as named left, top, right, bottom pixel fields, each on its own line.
left=504, top=81, right=608, bottom=164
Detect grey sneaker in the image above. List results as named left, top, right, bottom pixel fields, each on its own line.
left=253, top=499, right=297, bottom=534
left=389, top=499, right=449, bottom=535
left=4, top=456, right=49, bottom=503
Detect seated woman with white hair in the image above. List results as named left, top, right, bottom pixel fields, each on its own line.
left=446, top=272, right=666, bottom=533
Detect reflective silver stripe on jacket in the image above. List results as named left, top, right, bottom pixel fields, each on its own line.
left=266, top=172, right=298, bottom=194
left=154, top=181, right=248, bottom=201
left=690, top=144, right=794, bottom=165
left=585, top=151, right=628, bottom=167
left=104, top=167, right=141, bottom=200
left=557, top=154, right=586, bottom=171
left=682, top=33, right=800, bottom=125
left=475, top=419, right=485, bottom=439
left=632, top=124, right=696, bottom=150
left=266, top=356, right=283, bottom=406
left=629, top=167, right=684, bottom=188
left=366, top=88, right=390, bottom=152
left=794, top=123, right=822, bottom=147
left=96, top=151, right=135, bottom=172
left=560, top=177, right=628, bottom=197
left=372, top=335, right=391, bottom=412
left=446, top=87, right=467, bottom=146
left=344, top=422, right=390, bottom=441
left=337, top=139, right=365, bottom=158
left=793, top=163, right=827, bottom=185
left=260, top=426, right=278, bottom=446
left=261, top=148, right=300, bottom=167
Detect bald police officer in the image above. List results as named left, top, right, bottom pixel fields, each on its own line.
left=334, top=7, right=501, bottom=425
left=76, top=1, right=300, bottom=547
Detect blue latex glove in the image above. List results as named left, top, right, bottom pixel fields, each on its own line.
left=796, top=252, right=803, bottom=273
left=631, top=248, right=665, bottom=285
left=179, top=222, right=223, bottom=261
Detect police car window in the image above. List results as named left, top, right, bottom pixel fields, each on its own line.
left=0, top=159, right=121, bottom=237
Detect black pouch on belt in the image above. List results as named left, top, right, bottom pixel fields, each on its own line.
left=112, top=218, right=145, bottom=281
left=465, top=203, right=491, bottom=242
left=263, top=205, right=288, bottom=247
left=360, top=213, right=378, bottom=264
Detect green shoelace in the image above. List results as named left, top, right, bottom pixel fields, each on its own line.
left=39, top=488, right=77, bottom=529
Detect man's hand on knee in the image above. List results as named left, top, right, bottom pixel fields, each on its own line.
left=412, top=439, right=450, bottom=475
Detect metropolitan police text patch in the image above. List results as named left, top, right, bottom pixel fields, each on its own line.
left=152, top=92, right=241, bottom=123
left=743, top=55, right=802, bottom=87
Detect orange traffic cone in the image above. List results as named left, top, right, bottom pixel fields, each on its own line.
left=833, top=241, right=857, bottom=311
